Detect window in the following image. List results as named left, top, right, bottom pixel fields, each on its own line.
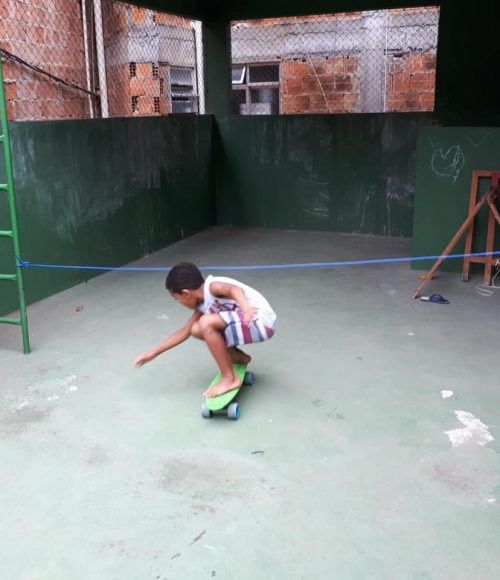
left=230, top=63, right=280, bottom=115
left=170, top=66, right=199, bottom=114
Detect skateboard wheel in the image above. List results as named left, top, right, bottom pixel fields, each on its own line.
left=201, top=402, right=212, bottom=419
left=227, top=402, right=240, bottom=420
left=243, top=371, right=254, bottom=386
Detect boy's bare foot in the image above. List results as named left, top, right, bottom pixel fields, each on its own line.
left=228, top=347, right=252, bottom=365
left=204, top=374, right=242, bottom=397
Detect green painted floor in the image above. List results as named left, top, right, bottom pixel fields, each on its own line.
left=2, top=228, right=500, bottom=580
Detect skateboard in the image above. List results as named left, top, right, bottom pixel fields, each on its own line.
left=200, top=363, right=255, bottom=420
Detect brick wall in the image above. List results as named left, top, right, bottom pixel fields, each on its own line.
left=1, top=0, right=194, bottom=121
left=281, top=56, right=360, bottom=114
left=106, top=61, right=170, bottom=118
left=103, top=2, right=190, bottom=117
left=1, top=0, right=89, bottom=121
left=232, top=7, right=439, bottom=115
left=237, top=13, right=363, bottom=27
left=280, top=51, right=435, bottom=114
left=386, top=52, right=436, bottom=112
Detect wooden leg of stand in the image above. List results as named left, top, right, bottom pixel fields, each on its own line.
left=411, top=191, right=491, bottom=299
left=484, top=209, right=495, bottom=284
left=463, top=171, right=480, bottom=282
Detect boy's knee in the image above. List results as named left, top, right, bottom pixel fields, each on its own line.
left=191, top=317, right=213, bottom=337
left=191, top=321, right=202, bottom=338
left=197, top=314, right=222, bottom=335
left=198, top=316, right=213, bottom=333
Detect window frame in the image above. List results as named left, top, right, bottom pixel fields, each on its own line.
left=168, top=65, right=199, bottom=114
left=231, top=62, right=281, bottom=115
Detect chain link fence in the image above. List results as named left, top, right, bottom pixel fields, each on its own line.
left=231, top=6, right=440, bottom=115
left=0, top=0, right=204, bottom=122
left=1, top=3, right=439, bottom=120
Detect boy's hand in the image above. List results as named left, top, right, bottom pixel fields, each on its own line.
left=242, top=307, right=257, bottom=327
left=134, top=351, right=156, bottom=367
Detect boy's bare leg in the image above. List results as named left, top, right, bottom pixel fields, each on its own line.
left=227, top=346, right=251, bottom=365
left=193, top=314, right=241, bottom=397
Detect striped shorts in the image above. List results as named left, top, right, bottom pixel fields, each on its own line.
left=218, top=310, right=275, bottom=348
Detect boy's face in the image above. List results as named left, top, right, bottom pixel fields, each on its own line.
left=170, top=289, right=198, bottom=309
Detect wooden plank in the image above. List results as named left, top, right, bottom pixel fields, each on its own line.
left=484, top=206, right=496, bottom=283
left=412, top=189, right=493, bottom=298
left=462, top=170, right=481, bottom=282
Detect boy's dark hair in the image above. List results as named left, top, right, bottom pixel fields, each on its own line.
left=166, top=262, right=204, bottom=293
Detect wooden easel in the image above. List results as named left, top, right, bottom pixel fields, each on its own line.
left=412, top=170, right=500, bottom=299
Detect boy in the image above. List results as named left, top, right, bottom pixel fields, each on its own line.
left=134, top=262, right=276, bottom=397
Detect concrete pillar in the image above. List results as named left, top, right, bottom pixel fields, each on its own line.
left=360, top=11, right=386, bottom=113
left=202, top=18, right=231, bottom=115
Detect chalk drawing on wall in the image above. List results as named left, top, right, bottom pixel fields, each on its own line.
left=466, top=132, right=487, bottom=149
left=297, top=177, right=330, bottom=220
left=431, top=145, right=465, bottom=183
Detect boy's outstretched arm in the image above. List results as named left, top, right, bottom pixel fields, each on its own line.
left=134, top=310, right=202, bottom=367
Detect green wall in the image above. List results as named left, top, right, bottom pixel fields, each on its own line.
left=0, top=116, right=214, bottom=316
left=215, top=114, right=437, bottom=236
left=413, top=127, right=500, bottom=272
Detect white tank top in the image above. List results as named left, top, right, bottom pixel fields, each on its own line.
left=198, top=275, right=276, bottom=327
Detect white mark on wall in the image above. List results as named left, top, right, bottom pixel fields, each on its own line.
left=359, top=193, right=371, bottom=230
left=441, top=390, right=454, bottom=399
left=485, top=497, right=496, bottom=504
left=445, top=411, right=494, bottom=447
left=466, top=133, right=488, bottom=148
left=382, top=177, right=412, bottom=236
left=298, top=178, right=330, bottom=220
left=431, top=145, right=465, bottom=183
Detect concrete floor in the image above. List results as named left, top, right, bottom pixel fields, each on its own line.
left=2, top=227, right=500, bottom=580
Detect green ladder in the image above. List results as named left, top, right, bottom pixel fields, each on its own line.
left=0, top=53, right=30, bottom=353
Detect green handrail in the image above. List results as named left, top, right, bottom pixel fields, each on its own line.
left=0, top=51, right=31, bottom=353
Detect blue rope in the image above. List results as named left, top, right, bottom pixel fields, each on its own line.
left=14, top=250, right=500, bottom=272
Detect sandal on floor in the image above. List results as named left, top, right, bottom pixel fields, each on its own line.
left=420, top=293, right=449, bottom=304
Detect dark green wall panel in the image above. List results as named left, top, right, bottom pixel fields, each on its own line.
left=413, top=127, right=500, bottom=272
left=0, top=116, right=214, bottom=316
left=215, top=114, right=437, bottom=236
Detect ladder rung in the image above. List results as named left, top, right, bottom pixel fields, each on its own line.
left=0, top=230, right=13, bottom=237
left=0, top=183, right=8, bottom=191
left=0, top=316, right=21, bottom=326
left=0, top=273, right=17, bottom=281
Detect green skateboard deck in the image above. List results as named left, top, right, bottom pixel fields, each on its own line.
left=201, top=364, right=255, bottom=419
left=205, top=363, right=247, bottom=411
